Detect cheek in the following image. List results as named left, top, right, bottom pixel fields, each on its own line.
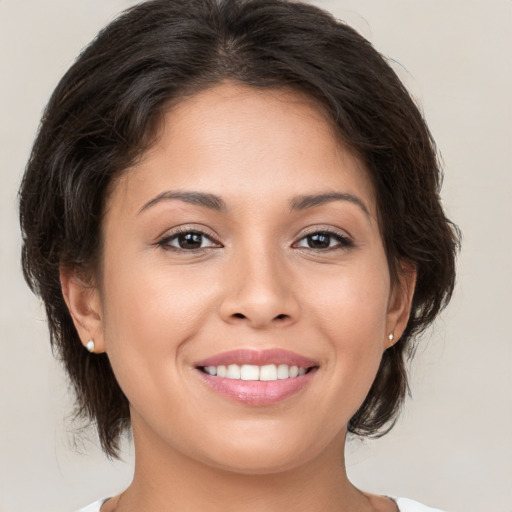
left=99, top=253, right=217, bottom=403
left=306, top=260, right=390, bottom=342
left=302, top=262, right=390, bottom=404
left=102, top=250, right=212, bottom=336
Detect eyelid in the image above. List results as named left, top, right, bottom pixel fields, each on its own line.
left=154, top=224, right=354, bottom=252
left=292, top=226, right=354, bottom=250
left=155, top=225, right=223, bottom=250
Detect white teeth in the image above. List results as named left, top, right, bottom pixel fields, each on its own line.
left=277, top=364, right=289, bottom=379
left=203, top=363, right=310, bottom=381
left=227, top=364, right=241, bottom=379
left=289, top=365, right=299, bottom=378
left=241, top=364, right=259, bottom=380
left=259, top=364, right=277, bottom=381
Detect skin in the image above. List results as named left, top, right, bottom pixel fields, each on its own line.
left=62, top=82, right=415, bottom=512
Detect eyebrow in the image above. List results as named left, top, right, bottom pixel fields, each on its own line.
left=138, top=190, right=370, bottom=217
left=290, top=192, right=370, bottom=217
left=139, top=190, right=228, bottom=214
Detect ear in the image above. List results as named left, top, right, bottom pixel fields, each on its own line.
left=384, top=261, right=417, bottom=349
left=60, top=266, right=106, bottom=353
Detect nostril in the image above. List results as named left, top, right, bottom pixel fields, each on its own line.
left=275, top=314, right=288, bottom=320
left=233, top=313, right=246, bottom=319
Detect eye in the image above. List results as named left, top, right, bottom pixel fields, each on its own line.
left=157, top=230, right=221, bottom=251
left=294, top=230, right=353, bottom=251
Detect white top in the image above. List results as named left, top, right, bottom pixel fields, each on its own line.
left=77, top=497, right=447, bottom=511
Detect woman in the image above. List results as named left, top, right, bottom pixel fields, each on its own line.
left=18, top=0, right=459, bottom=510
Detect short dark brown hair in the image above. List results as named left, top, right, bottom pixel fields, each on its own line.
left=19, top=0, right=460, bottom=457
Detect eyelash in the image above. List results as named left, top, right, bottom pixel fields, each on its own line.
left=156, top=228, right=221, bottom=252
left=156, top=228, right=354, bottom=253
left=292, top=229, right=354, bottom=251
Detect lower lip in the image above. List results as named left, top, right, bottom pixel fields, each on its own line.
left=196, top=369, right=317, bottom=406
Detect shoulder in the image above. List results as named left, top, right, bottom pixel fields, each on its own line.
left=395, top=497, right=448, bottom=512
left=76, top=499, right=109, bottom=512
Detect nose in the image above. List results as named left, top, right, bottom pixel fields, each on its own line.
left=219, top=248, right=300, bottom=329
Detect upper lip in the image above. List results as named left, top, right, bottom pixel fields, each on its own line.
left=194, top=349, right=318, bottom=369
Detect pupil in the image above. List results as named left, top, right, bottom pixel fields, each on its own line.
left=179, top=232, right=202, bottom=249
left=308, top=233, right=330, bottom=248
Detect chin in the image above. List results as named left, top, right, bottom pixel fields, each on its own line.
left=192, top=421, right=344, bottom=476
left=203, top=446, right=315, bottom=475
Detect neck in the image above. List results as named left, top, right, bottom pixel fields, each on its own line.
left=113, top=419, right=369, bottom=512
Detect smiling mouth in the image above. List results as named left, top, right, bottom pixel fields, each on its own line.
left=199, top=363, right=315, bottom=381
left=194, top=350, right=319, bottom=405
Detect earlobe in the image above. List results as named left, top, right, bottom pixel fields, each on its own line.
left=385, top=262, right=417, bottom=348
left=60, top=267, right=106, bottom=353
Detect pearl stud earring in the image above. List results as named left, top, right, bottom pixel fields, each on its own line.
left=388, top=333, right=395, bottom=342
left=85, top=339, right=95, bottom=353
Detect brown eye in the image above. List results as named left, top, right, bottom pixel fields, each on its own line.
left=306, top=233, right=331, bottom=249
left=294, top=230, right=353, bottom=250
left=176, top=232, right=204, bottom=249
left=159, top=230, right=220, bottom=251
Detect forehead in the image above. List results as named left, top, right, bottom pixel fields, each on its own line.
left=109, top=82, right=376, bottom=218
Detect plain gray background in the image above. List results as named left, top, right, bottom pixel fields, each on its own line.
left=1, top=1, right=511, bottom=511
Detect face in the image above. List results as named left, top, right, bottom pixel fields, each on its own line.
left=68, top=82, right=412, bottom=474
